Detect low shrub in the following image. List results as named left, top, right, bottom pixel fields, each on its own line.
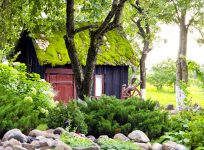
left=61, top=132, right=94, bottom=148
left=159, top=110, right=204, bottom=149
left=98, top=138, right=139, bottom=150
left=79, top=96, right=170, bottom=139
left=45, top=101, right=88, bottom=134
left=0, top=63, right=55, bottom=135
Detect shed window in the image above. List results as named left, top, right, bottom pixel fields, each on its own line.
left=94, top=75, right=104, bottom=97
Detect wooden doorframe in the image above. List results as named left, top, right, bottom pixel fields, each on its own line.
left=45, top=68, right=76, bottom=100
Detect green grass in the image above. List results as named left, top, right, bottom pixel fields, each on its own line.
left=146, top=84, right=204, bottom=107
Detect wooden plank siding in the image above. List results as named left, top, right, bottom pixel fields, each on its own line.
left=94, top=65, right=128, bottom=98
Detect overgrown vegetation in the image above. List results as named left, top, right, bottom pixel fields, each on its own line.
left=61, top=132, right=94, bottom=148
left=159, top=110, right=204, bottom=149
left=98, top=138, right=139, bottom=150
left=35, top=29, right=137, bottom=67
left=45, top=102, right=88, bottom=134
left=0, top=63, right=55, bottom=135
left=78, top=96, right=170, bottom=139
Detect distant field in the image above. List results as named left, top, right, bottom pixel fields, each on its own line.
left=146, top=84, right=204, bottom=107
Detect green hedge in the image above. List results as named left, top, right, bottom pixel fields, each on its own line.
left=0, top=63, right=55, bottom=135
left=79, top=96, right=170, bottom=139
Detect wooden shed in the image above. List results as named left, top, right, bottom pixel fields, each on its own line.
left=16, top=29, right=137, bottom=103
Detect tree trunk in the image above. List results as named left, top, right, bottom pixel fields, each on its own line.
left=64, top=0, right=84, bottom=99
left=81, top=35, right=99, bottom=99
left=65, top=0, right=127, bottom=100
left=140, top=41, right=149, bottom=100
left=176, top=14, right=188, bottom=110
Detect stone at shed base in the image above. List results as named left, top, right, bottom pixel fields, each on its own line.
left=135, top=142, right=151, bottom=150
left=113, top=133, right=129, bottom=141
left=128, top=130, right=150, bottom=143
left=2, top=129, right=28, bottom=143
left=151, top=143, right=162, bottom=150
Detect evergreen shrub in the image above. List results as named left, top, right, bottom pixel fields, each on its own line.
left=45, top=101, right=88, bottom=134
left=0, top=63, right=55, bottom=135
left=79, top=96, right=170, bottom=139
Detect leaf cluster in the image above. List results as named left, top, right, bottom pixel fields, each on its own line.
left=0, top=62, right=55, bottom=135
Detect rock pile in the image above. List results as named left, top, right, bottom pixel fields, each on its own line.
left=0, top=128, right=186, bottom=150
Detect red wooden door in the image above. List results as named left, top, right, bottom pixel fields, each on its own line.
left=45, top=68, right=76, bottom=103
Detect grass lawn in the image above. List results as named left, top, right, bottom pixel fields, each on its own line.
left=146, top=84, right=204, bottom=107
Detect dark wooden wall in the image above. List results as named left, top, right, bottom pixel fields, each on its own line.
left=17, top=34, right=129, bottom=99
left=94, top=65, right=128, bottom=98
left=16, top=32, right=45, bottom=78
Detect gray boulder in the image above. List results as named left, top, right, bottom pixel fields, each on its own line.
left=72, top=146, right=100, bottom=150
left=2, top=129, right=28, bottom=143
left=87, top=135, right=96, bottom=142
left=176, top=144, right=186, bottom=150
left=3, top=138, right=22, bottom=148
left=135, top=142, right=151, bottom=150
left=29, top=129, right=44, bottom=137
left=0, top=146, right=4, bottom=150
left=13, top=145, right=27, bottom=150
left=55, top=141, right=72, bottom=150
left=22, top=143, right=36, bottom=150
left=165, top=104, right=174, bottom=110
left=151, top=143, right=162, bottom=150
left=54, top=127, right=65, bottom=135
left=163, top=141, right=177, bottom=150
left=163, top=141, right=186, bottom=150
left=98, top=135, right=109, bottom=139
left=128, top=130, right=150, bottom=143
left=5, top=146, right=13, bottom=150
left=113, top=133, right=129, bottom=141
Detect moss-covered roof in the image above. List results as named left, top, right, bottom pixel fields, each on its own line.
left=34, top=29, right=137, bottom=66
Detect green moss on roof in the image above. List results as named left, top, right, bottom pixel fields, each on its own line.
left=34, top=29, right=137, bottom=66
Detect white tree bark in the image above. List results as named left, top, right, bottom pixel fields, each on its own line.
left=141, top=88, right=146, bottom=100
left=175, top=85, right=185, bottom=110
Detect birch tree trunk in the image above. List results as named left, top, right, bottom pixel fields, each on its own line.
left=176, top=14, right=188, bottom=110
left=140, top=41, right=149, bottom=100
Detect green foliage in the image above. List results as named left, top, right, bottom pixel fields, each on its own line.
left=79, top=96, right=169, bottom=139
left=35, top=29, right=137, bottom=66
left=98, top=138, right=139, bottom=150
left=0, top=62, right=55, bottom=135
left=45, top=101, right=88, bottom=134
left=36, top=124, right=48, bottom=131
left=148, top=59, right=176, bottom=90
left=61, top=132, right=94, bottom=148
left=75, top=0, right=112, bottom=23
left=0, top=0, right=66, bottom=61
left=159, top=110, right=204, bottom=149
left=188, top=60, right=204, bottom=88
